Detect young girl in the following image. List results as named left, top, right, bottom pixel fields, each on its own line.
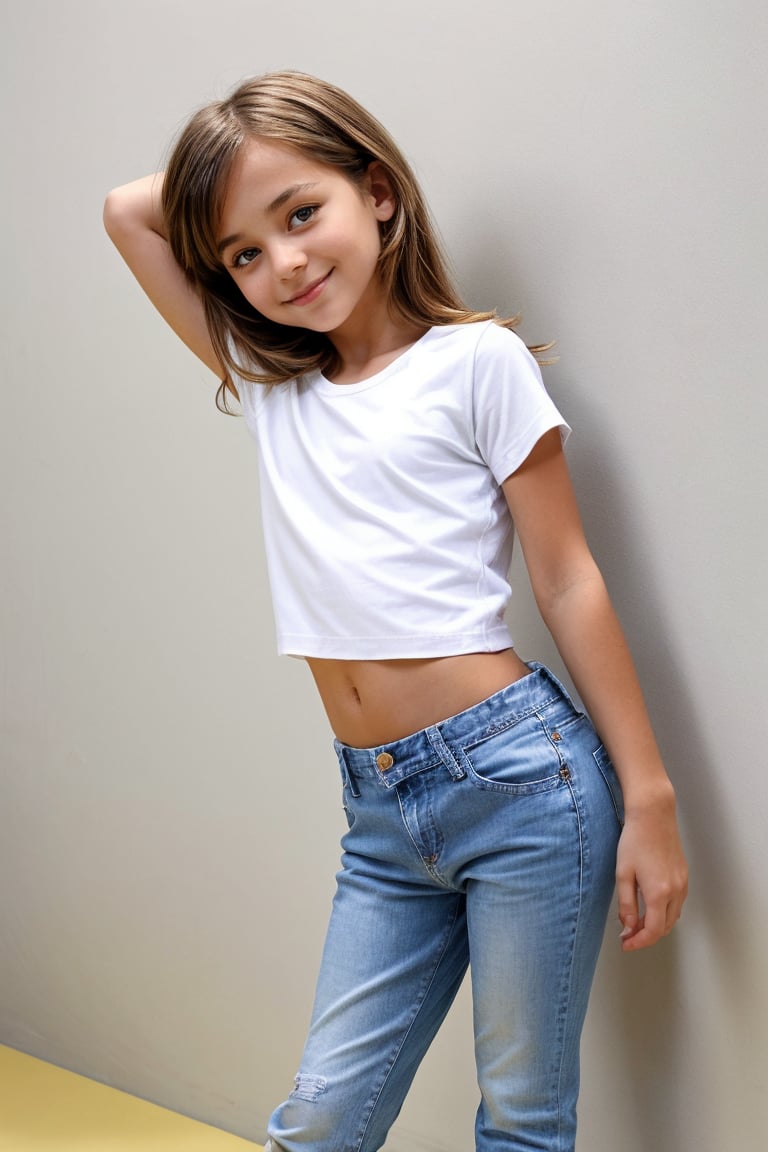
left=104, top=70, right=687, bottom=1152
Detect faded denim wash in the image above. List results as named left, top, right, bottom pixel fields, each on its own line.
left=265, top=664, right=623, bottom=1152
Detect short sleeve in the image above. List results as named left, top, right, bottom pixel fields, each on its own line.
left=472, top=324, right=570, bottom=484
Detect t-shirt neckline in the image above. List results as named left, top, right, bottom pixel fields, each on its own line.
left=313, top=326, right=440, bottom=397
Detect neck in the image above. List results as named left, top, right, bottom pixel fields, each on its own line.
left=328, top=309, right=428, bottom=386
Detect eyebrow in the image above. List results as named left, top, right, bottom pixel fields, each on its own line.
left=216, top=182, right=320, bottom=256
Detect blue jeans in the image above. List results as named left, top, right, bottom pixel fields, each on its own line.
left=266, top=665, right=623, bottom=1152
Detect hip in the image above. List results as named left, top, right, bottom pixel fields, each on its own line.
left=333, top=661, right=625, bottom=884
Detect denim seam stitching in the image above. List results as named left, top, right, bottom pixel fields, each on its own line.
left=553, top=773, right=586, bottom=1152
left=425, top=725, right=466, bottom=780
left=462, top=713, right=566, bottom=797
left=395, top=780, right=449, bottom=886
left=465, top=693, right=561, bottom=746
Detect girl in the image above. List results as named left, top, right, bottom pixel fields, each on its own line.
left=104, top=71, right=687, bottom=1152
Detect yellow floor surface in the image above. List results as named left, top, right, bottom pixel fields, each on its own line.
left=0, top=1044, right=261, bottom=1151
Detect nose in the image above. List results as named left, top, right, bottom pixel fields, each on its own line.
left=271, top=239, right=307, bottom=281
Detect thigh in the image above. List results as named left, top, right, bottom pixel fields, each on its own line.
left=461, top=710, right=622, bottom=1150
left=267, top=774, right=469, bottom=1152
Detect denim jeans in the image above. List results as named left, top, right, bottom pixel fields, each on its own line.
left=265, top=664, right=623, bottom=1152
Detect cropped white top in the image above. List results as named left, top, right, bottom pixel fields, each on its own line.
left=237, top=321, right=569, bottom=658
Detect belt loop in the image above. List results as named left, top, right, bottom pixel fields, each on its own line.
left=426, top=726, right=466, bottom=781
left=335, top=742, right=361, bottom=797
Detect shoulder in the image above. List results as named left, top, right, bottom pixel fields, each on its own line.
left=237, top=370, right=307, bottom=430
left=473, top=321, right=540, bottom=373
left=227, top=330, right=307, bottom=423
left=469, top=323, right=549, bottom=410
left=412, top=320, right=502, bottom=383
left=423, top=320, right=538, bottom=375
left=469, top=324, right=569, bottom=482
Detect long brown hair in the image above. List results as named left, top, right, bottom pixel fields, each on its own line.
left=162, top=71, right=543, bottom=411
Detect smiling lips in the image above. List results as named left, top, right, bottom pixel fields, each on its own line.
left=287, top=271, right=332, bottom=306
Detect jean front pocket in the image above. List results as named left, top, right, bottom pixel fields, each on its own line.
left=464, top=716, right=565, bottom=797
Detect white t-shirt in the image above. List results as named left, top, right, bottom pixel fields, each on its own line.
left=237, top=321, right=569, bottom=658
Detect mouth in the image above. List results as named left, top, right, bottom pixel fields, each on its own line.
left=286, top=271, right=332, bottom=306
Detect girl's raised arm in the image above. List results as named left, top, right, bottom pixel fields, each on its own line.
left=103, top=174, right=222, bottom=377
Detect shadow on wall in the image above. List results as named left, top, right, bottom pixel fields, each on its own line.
left=459, top=224, right=755, bottom=1150
left=570, top=397, right=755, bottom=1151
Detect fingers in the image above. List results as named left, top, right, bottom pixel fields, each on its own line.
left=618, top=880, right=686, bottom=952
left=616, top=871, right=640, bottom=943
left=615, top=817, right=689, bottom=952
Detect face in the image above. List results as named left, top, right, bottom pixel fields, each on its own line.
left=216, top=137, right=396, bottom=342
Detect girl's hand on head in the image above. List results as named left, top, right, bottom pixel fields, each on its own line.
left=615, top=790, right=688, bottom=951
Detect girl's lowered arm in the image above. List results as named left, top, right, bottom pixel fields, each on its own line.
left=103, top=174, right=222, bottom=376
left=502, top=429, right=689, bottom=952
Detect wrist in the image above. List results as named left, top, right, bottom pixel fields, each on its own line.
left=622, top=775, right=677, bottom=818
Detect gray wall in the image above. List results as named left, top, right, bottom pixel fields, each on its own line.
left=2, top=2, right=766, bottom=1149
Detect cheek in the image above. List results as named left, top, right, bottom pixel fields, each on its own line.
left=238, top=275, right=274, bottom=317
left=237, top=268, right=268, bottom=300
left=338, top=218, right=383, bottom=267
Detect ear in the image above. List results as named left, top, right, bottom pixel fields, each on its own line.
left=363, top=161, right=397, bottom=223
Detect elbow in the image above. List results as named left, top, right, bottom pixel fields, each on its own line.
left=102, top=188, right=124, bottom=240
left=102, top=183, right=148, bottom=241
left=102, top=173, right=166, bottom=245
left=533, top=563, right=608, bottom=629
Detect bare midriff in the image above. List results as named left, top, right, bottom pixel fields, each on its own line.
left=306, top=648, right=532, bottom=748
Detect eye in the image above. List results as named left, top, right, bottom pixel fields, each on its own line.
left=232, top=246, right=261, bottom=269
left=289, top=205, right=317, bottom=228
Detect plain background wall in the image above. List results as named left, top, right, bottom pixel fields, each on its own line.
left=2, top=1, right=767, bottom=1149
